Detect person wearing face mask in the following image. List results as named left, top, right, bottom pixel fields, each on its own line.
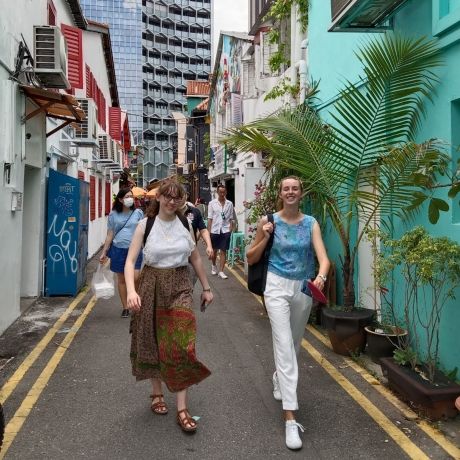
left=100, top=188, right=144, bottom=318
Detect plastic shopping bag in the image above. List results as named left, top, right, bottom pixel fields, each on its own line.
left=91, top=263, right=115, bottom=299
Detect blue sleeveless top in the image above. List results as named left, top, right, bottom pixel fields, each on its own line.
left=268, top=213, right=316, bottom=281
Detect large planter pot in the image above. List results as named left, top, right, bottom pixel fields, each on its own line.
left=380, top=357, right=460, bottom=421
left=365, top=326, right=408, bottom=364
left=322, top=308, right=375, bottom=356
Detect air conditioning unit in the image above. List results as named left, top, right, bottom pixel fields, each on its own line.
left=97, top=134, right=112, bottom=162
left=74, top=99, right=98, bottom=145
left=34, top=25, right=70, bottom=89
left=110, top=139, right=118, bottom=163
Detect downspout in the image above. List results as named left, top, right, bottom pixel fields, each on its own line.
left=290, top=3, right=298, bottom=108
left=290, top=6, right=308, bottom=107
left=298, top=38, right=308, bottom=105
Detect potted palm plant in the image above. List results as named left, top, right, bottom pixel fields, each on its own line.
left=377, top=227, right=460, bottom=420
left=225, top=35, right=446, bottom=355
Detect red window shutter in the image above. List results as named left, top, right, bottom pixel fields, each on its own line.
left=86, top=65, right=91, bottom=98
left=98, top=178, right=103, bottom=218
left=101, top=93, right=107, bottom=131
left=91, top=74, right=96, bottom=101
left=90, top=176, right=96, bottom=221
left=105, top=182, right=111, bottom=215
left=78, top=170, right=85, bottom=180
left=48, top=0, right=56, bottom=25
left=61, top=24, right=83, bottom=89
left=109, top=107, right=122, bottom=141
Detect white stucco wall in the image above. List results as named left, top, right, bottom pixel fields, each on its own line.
left=0, top=0, right=91, bottom=334
left=0, top=0, right=48, bottom=333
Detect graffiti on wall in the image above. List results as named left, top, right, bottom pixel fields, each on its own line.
left=47, top=188, right=78, bottom=276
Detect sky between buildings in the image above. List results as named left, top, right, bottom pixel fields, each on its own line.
left=213, top=0, right=248, bottom=55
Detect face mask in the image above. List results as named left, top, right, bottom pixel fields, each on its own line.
left=123, top=197, right=134, bottom=208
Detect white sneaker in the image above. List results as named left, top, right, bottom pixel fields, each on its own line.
left=211, top=265, right=218, bottom=275
left=285, top=420, right=304, bottom=450
left=218, top=271, right=228, bottom=279
left=272, top=372, right=282, bottom=401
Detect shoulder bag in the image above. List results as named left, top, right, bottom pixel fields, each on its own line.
left=247, top=214, right=274, bottom=296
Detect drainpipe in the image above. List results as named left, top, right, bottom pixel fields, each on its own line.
left=298, top=38, right=308, bottom=105
left=290, top=7, right=308, bottom=107
left=290, top=3, right=298, bottom=108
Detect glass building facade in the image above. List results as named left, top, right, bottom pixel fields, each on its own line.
left=80, top=0, right=143, bottom=143
left=81, top=0, right=212, bottom=182
left=142, top=0, right=212, bottom=181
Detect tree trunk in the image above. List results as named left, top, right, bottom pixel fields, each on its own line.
left=342, top=250, right=355, bottom=310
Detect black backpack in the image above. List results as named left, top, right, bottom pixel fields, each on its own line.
left=247, top=214, right=274, bottom=296
left=143, top=214, right=194, bottom=246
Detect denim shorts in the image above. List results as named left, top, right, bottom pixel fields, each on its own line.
left=109, top=245, right=143, bottom=273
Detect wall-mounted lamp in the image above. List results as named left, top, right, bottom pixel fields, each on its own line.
left=230, top=167, right=239, bottom=176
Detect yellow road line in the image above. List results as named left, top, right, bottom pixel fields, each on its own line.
left=301, top=338, right=429, bottom=459
left=224, top=268, right=458, bottom=458
left=0, top=295, right=97, bottom=458
left=0, top=287, right=89, bottom=405
left=306, top=325, right=460, bottom=459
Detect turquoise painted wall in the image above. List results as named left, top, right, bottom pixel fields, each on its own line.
left=308, top=0, right=460, bottom=374
left=187, top=97, right=203, bottom=114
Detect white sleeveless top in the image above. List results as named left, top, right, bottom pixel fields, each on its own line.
left=138, top=216, right=195, bottom=268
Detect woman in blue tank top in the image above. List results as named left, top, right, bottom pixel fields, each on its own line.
left=247, top=176, right=330, bottom=451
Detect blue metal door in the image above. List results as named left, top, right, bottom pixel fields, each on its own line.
left=45, top=169, right=87, bottom=296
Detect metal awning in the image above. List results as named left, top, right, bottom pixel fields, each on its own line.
left=20, top=85, right=86, bottom=138
left=329, top=0, right=409, bottom=32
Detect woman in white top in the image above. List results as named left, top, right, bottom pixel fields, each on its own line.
left=125, top=179, right=213, bottom=433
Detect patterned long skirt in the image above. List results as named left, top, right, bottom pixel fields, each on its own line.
left=130, top=265, right=211, bottom=392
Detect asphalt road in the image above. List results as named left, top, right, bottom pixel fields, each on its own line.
left=0, top=252, right=458, bottom=459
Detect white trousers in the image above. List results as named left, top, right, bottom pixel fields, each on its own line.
left=264, top=271, right=312, bottom=410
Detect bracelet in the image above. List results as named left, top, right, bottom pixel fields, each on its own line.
left=317, top=274, right=327, bottom=282
left=202, top=288, right=211, bottom=292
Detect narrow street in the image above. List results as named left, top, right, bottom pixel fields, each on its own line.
left=0, top=252, right=459, bottom=459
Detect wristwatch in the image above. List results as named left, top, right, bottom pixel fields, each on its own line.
left=202, top=288, right=212, bottom=292
left=317, top=274, right=327, bottom=282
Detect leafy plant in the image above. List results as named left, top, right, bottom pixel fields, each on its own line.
left=375, top=227, right=460, bottom=383
left=225, top=35, right=444, bottom=310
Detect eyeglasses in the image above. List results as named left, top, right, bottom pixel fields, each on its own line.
left=163, top=194, right=181, bottom=203
left=221, top=212, right=226, bottom=220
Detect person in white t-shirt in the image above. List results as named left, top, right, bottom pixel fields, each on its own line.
left=207, top=184, right=235, bottom=279
left=125, top=179, right=213, bottom=433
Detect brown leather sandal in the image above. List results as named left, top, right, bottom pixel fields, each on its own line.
left=177, top=408, right=197, bottom=433
left=150, top=394, right=168, bottom=415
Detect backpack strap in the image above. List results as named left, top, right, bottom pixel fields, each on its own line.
left=143, top=216, right=155, bottom=246
left=266, top=213, right=275, bottom=254
left=143, top=214, right=195, bottom=246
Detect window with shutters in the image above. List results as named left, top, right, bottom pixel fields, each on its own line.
left=61, top=24, right=83, bottom=89
left=48, top=0, right=56, bottom=26
left=90, top=176, right=96, bottom=221
left=105, top=182, right=111, bottom=215
left=231, top=93, right=243, bottom=126
left=98, top=178, right=103, bottom=218
left=261, top=32, right=278, bottom=76
left=109, top=107, right=122, bottom=141
left=100, top=93, right=107, bottom=132
left=86, top=65, right=91, bottom=98
left=243, top=60, right=256, bottom=97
